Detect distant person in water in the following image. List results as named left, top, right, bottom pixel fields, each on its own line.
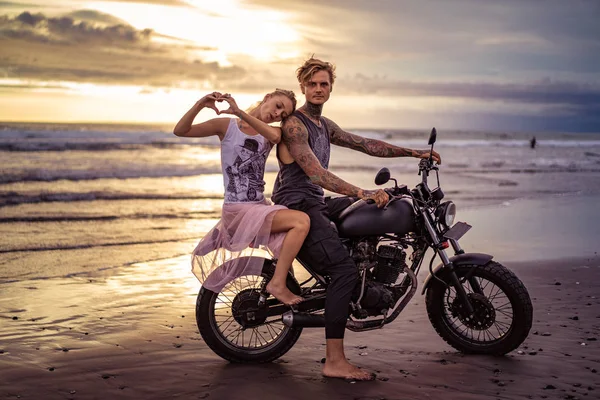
left=530, top=136, right=537, bottom=149
left=173, top=90, right=308, bottom=306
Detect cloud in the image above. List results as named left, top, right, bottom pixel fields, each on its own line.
left=245, top=0, right=600, bottom=80
left=0, top=1, right=42, bottom=8
left=2, top=11, right=153, bottom=44
left=84, top=0, right=189, bottom=5
left=0, top=11, right=246, bottom=87
left=333, top=75, right=600, bottom=128
left=63, top=9, right=129, bottom=26
left=343, top=76, right=600, bottom=107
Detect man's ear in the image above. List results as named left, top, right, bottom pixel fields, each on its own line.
left=299, top=83, right=305, bottom=95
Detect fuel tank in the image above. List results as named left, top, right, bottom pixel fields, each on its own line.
left=337, top=198, right=416, bottom=237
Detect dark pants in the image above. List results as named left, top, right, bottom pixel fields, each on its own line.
left=289, top=197, right=357, bottom=339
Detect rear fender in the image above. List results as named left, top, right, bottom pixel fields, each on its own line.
left=199, top=256, right=301, bottom=296
left=420, top=253, right=493, bottom=295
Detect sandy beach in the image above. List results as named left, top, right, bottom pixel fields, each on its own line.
left=2, top=125, right=600, bottom=399
left=2, top=248, right=599, bottom=399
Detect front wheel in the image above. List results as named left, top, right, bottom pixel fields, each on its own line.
left=425, top=261, right=532, bottom=355
left=196, top=262, right=303, bottom=363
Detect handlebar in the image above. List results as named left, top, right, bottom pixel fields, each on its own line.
left=418, top=158, right=439, bottom=185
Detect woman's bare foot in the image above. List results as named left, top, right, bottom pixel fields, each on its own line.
left=322, top=359, right=376, bottom=381
left=266, top=281, right=303, bottom=306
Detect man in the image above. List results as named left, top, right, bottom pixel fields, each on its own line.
left=272, top=57, right=441, bottom=381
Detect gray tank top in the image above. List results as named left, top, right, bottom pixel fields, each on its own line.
left=272, top=111, right=330, bottom=206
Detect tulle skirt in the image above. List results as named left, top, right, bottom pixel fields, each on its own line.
left=192, top=199, right=288, bottom=292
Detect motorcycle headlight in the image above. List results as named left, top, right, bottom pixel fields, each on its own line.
left=436, top=201, right=456, bottom=228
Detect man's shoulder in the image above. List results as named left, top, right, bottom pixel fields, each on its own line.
left=321, top=116, right=338, bottom=128
left=282, top=114, right=308, bottom=131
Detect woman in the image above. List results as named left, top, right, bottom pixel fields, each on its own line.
left=174, top=89, right=308, bottom=306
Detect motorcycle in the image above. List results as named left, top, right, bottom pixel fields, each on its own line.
left=195, top=128, right=533, bottom=363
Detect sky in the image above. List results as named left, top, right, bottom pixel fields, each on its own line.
left=0, top=0, right=599, bottom=132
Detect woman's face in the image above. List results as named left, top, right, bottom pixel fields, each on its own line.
left=260, top=94, right=294, bottom=123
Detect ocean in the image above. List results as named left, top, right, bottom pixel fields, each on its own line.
left=1, top=122, right=600, bottom=283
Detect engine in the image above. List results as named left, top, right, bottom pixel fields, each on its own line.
left=373, top=245, right=406, bottom=284
left=350, top=241, right=408, bottom=317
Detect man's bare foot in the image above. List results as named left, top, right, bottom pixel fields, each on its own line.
left=322, top=359, right=376, bottom=381
left=266, top=281, right=303, bottom=306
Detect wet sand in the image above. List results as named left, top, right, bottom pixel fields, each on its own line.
left=1, top=255, right=599, bottom=400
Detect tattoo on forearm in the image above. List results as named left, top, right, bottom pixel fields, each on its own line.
left=307, top=171, right=361, bottom=197
left=326, top=118, right=427, bottom=158
left=282, top=116, right=361, bottom=196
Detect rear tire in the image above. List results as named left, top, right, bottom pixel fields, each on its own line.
left=196, top=259, right=303, bottom=363
left=426, top=261, right=532, bottom=355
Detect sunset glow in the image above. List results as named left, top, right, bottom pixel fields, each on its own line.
left=0, top=0, right=599, bottom=131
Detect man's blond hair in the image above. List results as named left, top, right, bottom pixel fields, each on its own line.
left=296, top=57, right=336, bottom=86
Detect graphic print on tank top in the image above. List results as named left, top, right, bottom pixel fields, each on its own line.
left=223, top=128, right=270, bottom=203
left=310, top=123, right=330, bottom=168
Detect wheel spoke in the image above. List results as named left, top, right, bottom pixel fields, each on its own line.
left=495, top=308, right=513, bottom=319
left=209, top=274, right=289, bottom=351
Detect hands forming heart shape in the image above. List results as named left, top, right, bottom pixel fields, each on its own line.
left=199, top=92, right=240, bottom=116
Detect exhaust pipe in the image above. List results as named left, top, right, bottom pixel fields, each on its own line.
left=282, top=266, right=417, bottom=331
left=282, top=311, right=325, bottom=328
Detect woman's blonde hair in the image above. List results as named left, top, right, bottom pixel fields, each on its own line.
left=272, top=88, right=297, bottom=112
left=296, top=57, right=336, bottom=86
left=248, top=88, right=297, bottom=116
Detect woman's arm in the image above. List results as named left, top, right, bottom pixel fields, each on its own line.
left=173, top=92, right=230, bottom=140
left=219, top=95, right=282, bottom=144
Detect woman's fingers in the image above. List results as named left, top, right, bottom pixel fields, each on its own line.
left=217, top=107, right=233, bottom=115
left=200, top=92, right=238, bottom=114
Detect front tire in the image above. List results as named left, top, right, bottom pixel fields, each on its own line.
left=196, top=261, right=303, bottom=363
left=425, top=261, right=532, bottom=355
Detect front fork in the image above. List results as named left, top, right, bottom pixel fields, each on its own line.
left=421, top=210, right=476, bottom=315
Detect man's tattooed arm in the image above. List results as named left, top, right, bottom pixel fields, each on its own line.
left=325, top=117, right=441, bottom=163
left=282, top=116, right=364, bottom=197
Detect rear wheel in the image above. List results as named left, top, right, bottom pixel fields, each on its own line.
left=196, top=262, right=303, bottom=363
left=426, top=261, right=532, bottom=355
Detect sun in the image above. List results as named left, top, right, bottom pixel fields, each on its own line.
left=84, top=0, right=302, bottom=65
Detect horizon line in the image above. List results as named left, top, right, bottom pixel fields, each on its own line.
left=1, top=120, right=599, bottom=135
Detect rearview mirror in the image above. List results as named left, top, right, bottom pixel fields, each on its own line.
left=428, top=127, right=437, bottom=145
left=374, top=167, right=390, bottom=185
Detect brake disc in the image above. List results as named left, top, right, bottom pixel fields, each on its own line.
left=450, top=292, right=496, bottom=330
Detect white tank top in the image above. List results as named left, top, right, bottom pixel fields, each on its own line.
left=221, top=119, right=273, bottom=203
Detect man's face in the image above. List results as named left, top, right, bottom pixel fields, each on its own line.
left=301, top=70, right=332, bottom=105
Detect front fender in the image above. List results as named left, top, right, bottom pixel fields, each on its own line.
left=420, top=253, right=493, bottom=295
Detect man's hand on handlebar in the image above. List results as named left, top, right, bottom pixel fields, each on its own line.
left=358, top=188, right=388, bottom=208
left=416, top=150, right=441, bottom=164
